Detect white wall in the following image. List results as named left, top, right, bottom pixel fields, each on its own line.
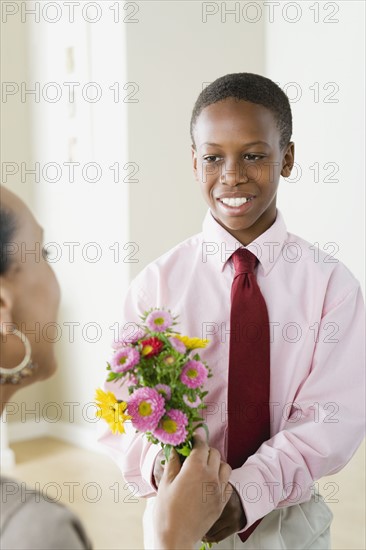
left=2, top=6, right=129, bottom=435
left=265, top=0, right=365, bottom=290
left=29, top=14, right=130, bottom=427
left=126, top=1, right=266, bottom=277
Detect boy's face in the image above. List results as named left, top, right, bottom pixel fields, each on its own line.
left=191, top=98, right=294, bottom=244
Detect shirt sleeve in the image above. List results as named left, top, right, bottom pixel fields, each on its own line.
left=96, top=274, right=161, bottom=498
left=229, top=283, right=366, bottom=533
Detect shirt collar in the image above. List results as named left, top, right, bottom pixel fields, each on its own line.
left=201, top=207, right=288, bottom=276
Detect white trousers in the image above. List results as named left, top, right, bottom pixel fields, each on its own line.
left=143, top=492, right=333, bottom=550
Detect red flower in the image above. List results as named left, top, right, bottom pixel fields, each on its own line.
left=141, top=337, right=163, bottom=357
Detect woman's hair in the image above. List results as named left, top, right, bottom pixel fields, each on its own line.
left=190, top=72, right=292, bottom=150
left=0, top=206, right=17, bottom=275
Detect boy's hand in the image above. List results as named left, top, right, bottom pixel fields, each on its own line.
left=152, top=449, right=166, bottom=489
left=202, top=484, right=246, bottom=543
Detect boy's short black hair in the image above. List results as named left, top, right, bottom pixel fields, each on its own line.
left=190, top=72, right=292, bottom=150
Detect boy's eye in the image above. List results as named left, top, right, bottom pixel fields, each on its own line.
left=243, top=154, right=264, bottom=161
left=203, top=154, right=265, bottom=163
left=203, top=155, right=222, bottom=163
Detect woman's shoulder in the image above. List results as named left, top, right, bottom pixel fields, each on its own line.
left=0, top=476, right=92, bottom=549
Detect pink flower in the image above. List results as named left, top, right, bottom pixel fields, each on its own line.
left=112, top=325, right=145, bottom=349
left=146, top=310, right=173, bottom=332
left=111, top=347, right=140, bottom=373
left=168, top=337, right=186, bottom=354
left=128, top=387, right=165, bottom=431
left=180, top=360, right=208, bottom=389
left=183, top=394, right=202, bottom=408
left=155, top=384, right=172, bottom=400
left=153, top=409, right=188, bottom=446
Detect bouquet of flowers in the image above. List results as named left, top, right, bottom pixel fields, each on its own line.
left=95, top=307, right=212, bottom=461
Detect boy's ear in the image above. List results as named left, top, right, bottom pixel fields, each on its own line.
left=281, top=141, right=295, bottom=178
left=191, top=144, right=199, bottom=182
left=0, top=281, right=14, bottom=328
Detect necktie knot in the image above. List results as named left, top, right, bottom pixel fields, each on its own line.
left=232, top=248, right=258, bottom=275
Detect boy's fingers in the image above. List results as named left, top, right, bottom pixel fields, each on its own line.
left=162, top=448, right=181, bottom=483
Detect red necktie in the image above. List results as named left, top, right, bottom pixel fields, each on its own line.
left=227, top=248, right=271, bottom=543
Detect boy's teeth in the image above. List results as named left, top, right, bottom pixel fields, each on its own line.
left=221, top=197, right=253, bottom=207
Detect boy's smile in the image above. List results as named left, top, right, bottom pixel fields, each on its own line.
left=191, top=98, right=294, bottom=245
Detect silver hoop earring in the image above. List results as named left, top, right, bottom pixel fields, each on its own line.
left=0, top=329, right=37, bottom=385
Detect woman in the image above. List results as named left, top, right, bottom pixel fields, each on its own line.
left=0, top=187, right=92, bottom=549
left=0, top=186, right=231, bottom=549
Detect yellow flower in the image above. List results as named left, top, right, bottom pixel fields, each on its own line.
left=174, top=335, right=210, bottom=350
left=95, top=388, right=131, bottom=435
left=141, top=345, right=153, bottom=356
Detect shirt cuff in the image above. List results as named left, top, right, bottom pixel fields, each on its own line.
left=229, top=464, right=278, bottom=533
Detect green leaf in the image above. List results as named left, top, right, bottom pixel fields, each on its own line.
left=202, top=423, right=210, bottom=441
left=163, top=445, right=172, bottom=462
left=176, top=445, right=191, bottom=457
left=107, top=372, right=120, bottom=381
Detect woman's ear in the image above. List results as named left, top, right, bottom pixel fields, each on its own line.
left=281, top=141, right=295, bottom=178
left=0, top=281, right=14, bottom=328
left=191, top=144, right=199, bottom=182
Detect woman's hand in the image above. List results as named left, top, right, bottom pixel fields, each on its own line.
left=154, top=434, right=232, bottom=550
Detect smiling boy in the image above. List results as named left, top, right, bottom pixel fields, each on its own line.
left=192, top=96, right=293, bottom=245
left=99, top=73, right=365, bottom=549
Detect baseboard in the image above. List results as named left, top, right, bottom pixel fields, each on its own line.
left=0, top=447, right=16, bottom=469
left=6, top=419, right=49, bottom=441
left=52, top=422, right=102, bottom=452
left=6, top=421, right=102, bottom=453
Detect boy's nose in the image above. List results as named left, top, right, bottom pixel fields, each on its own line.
left=220, top=162, right=249, bottom=186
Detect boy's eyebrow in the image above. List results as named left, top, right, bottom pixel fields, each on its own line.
left=201, top=141, right=271, bottom=148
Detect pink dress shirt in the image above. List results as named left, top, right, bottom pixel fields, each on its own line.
left=98, top=208, right=365, bottom=534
